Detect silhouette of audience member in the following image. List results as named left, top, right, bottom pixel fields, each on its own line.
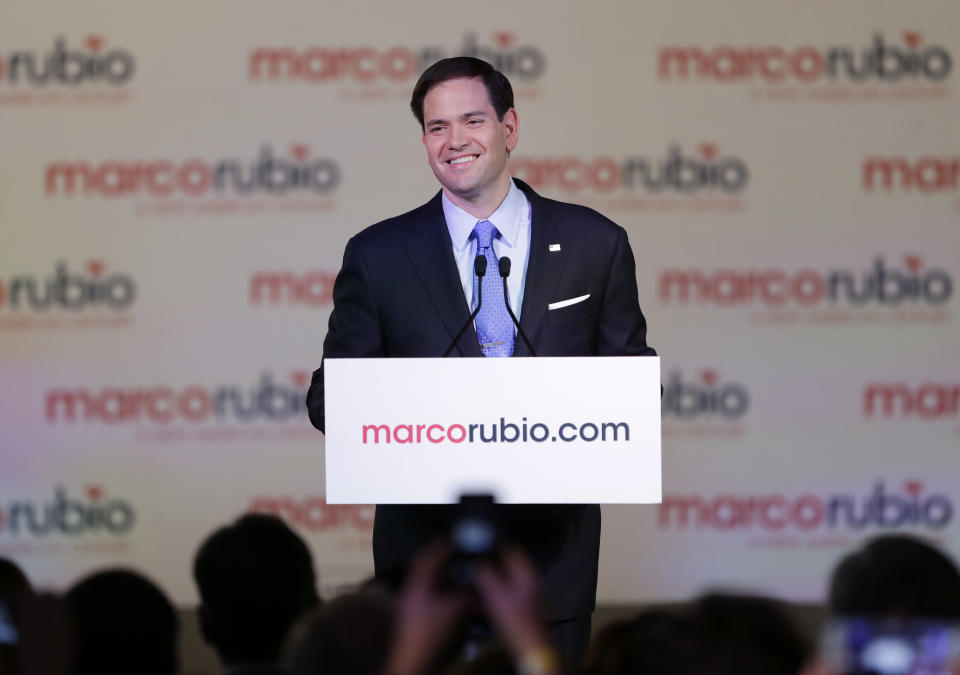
left=829, top=534, right=960, bottom=618
left=194, top=513, right=320, bottom=674
left=583, top=593, right=810, bottom=675
left=690, top=593, right=811, bottom=675
left=65, top=568, right=178, bottom=675
left=0, top=559, right=31, bottom=598
left=801, top=535, right=960, bottom=675
left=583, top=609, right=696, bottom=675
left=285, top=587, right=394, bottom=675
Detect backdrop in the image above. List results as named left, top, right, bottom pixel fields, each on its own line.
left=1, top=0, right=958, bottom=606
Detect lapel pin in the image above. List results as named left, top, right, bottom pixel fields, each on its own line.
left=549, top=243, right=561, bottom=252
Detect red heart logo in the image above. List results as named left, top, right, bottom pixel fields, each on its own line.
left=699, top=143, right=718, bottom=160
left=86, top=485, right=105, bottom=501
left=290, top=144, right=310, bottom=160
left=493, top=31, right=514, bottom=48
left=903, top=31, right=922, bottom=48
left=904, top=480, right=923, bottom=496
left=290, top=370, right=310, bottom=387
left=700, top=369, right=719, bottom=387
left=86, top=35, right=104, bottom=52
left=86, top=260, right=106, bottom=277
left=904, top=255, right=923, bottom=272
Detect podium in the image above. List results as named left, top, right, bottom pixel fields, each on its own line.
left=323, top=356, right=661, bottom=504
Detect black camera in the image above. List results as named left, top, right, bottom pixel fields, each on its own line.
left=447, top=494, right=501, bottom=587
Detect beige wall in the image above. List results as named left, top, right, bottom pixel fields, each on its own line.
left=1, top=0, right=959, bottom=607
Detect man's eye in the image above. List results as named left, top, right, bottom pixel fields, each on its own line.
left=467, top=119, right=482, bottom=126
left=429, top=126, right=445, bottom=134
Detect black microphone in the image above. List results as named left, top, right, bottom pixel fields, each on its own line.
left=498, top=257, right=537, bottom=356
left=442, top=255, right=487, bottom=357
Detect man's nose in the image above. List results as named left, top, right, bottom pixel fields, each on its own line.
left=448, top=125, right=468, bottom=150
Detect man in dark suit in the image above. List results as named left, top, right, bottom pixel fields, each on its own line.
left=307, top=57, right=655, bottom=667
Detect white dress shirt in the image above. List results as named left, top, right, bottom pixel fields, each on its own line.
left=441, top=178, right=532, bottom=322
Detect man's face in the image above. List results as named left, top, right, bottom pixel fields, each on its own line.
left=421, top=77, right=518, bottom=207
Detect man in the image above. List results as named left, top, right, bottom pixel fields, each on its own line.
left=193, top=514, right=320, bottom=675
left=66, top=569, right=178, bottom=675
left=307, top=56, right=656, bottom=666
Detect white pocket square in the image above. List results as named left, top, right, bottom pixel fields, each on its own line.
left=548, top=294, right=590, bottom=310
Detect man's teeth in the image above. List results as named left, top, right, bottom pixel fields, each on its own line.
left=449, top=155, right=478, bottom=164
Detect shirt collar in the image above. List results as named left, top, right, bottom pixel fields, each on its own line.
left=442, top=178, right=527, bottom=251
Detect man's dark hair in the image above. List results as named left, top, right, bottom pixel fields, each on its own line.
left=583, top=595, right=810, bottom=675
left=285, top=588, right=394, bottom=675
left=193, top=513, right=319, bottom=666
left=66, top=568, right=178, bottom=675
left=829, top=534, right=960, bottom=618
left=410, top=57, right=514, bottom=129
left=0, top=557, right=31, bottom=597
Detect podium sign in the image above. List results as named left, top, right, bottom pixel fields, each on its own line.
left=324, top=356, right=661, bottom=504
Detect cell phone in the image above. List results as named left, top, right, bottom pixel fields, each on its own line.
left=447, top=494, right=501, bottom=587
left=820, top=617, right=960, bottom=675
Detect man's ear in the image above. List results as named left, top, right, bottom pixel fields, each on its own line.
left=503, top=108, right=519, bottom=153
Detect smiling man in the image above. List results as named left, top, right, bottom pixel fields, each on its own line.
left=307, top=56, right=656, bottom=668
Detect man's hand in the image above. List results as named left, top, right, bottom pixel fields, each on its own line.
left=386, top=540, right=472, bottom=675
left=475, top=546, right=557, bottom=668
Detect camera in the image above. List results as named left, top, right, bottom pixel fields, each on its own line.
left=447, top=494, right=501, bottom=587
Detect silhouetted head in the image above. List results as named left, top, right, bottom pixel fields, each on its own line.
left=66, top=568, right=177, bottom=675
left=194, top=513, right=319, bottom=666
left=285, top=588, right=393, bottom=675
left=0, top=558, right=31, bottom=598
left=584, top=609, right=697, bottom=675
left=584, top=594, right=810, bottom=675
left=829, top=534, right=960, bottom=618
left=688, top=593, right=811, bottom=675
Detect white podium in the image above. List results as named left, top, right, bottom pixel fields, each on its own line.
left=323, top=356, right=661, bottom=504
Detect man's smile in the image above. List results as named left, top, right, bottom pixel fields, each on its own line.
left=447, top=154, right=480, bottom=165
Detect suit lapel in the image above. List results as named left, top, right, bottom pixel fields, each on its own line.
left=515, top=179, right=567, bottom=357
left=404, top=192, right=484, bottom=357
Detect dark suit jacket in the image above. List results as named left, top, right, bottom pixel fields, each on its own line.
left=307, top=179, right=655, bottom=621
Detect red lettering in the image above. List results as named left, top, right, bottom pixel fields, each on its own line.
left=176, top=160, right=211, bottom=195
left=761, top=496, right=787, bottom=529
left=791, top=47, right=825, bottom=81
left=350, top=48, right=378, bottom=81
left=382, top=47, right=417, bottom=81
left=792, top=270, right=825, bottom=305
left=759, top=47, right=786, bottom=81
left=588, top=157, right=621, bottom=192
left=146, top=161, right=174, bottom=197
left=178, top=386, right=211, bottom=421
left=393, top=424, right=413, bottom=444
left=792, top=495, right=825, bottom=530
left=146, top=387, right=174, bottom=423
left=447, top=424, right=466, bottom=443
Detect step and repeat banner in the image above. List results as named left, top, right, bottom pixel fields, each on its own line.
left=1, top=1, right=958, bottom=605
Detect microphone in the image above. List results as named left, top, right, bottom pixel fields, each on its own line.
left=442, top=255, right=487, bottom=357
left=498, top=257, right=537, bottom=357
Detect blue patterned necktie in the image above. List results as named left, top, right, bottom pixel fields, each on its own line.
left=473, top=220, right=515, bottom=357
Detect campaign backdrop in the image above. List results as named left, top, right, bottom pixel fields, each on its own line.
left=1, top=0, right=959, bottom=606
